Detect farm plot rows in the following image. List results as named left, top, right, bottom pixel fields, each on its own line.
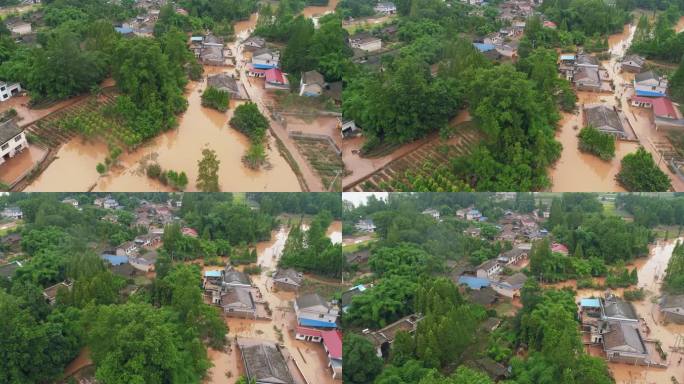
left=292, top=136, right=346, bottom=192
left=346, top=128, right=481, bottom=192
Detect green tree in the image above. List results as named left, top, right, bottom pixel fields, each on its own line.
left=344, top=333, right=384, bottom=384
left=617, top=147, right=671, bottom=191
left=196, top=148, right=221, bottom=192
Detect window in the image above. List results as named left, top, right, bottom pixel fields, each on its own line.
left=1, top=143, right=8, bottom=151
left=318, top=314, right=324, bottom=318
left=14, top=135, right=22, bottom=142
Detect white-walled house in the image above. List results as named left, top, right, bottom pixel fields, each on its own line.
left=0, top=120, right=28, bottom=166
left=374, top=2, right=397, bottom=14
left=295, top=293, right=339, bottom=328
left=299, top=70, right=326, bottom=97
left=0, top=82, right=22, bottom=101
left=634, top=71, right=668, bottom=97
left=251, top=48, right=280, bottom=69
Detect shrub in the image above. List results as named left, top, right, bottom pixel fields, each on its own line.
left=229, top=103, right=269, bottom=143
left=243, top=143, right=267, bottom=169
left=96, top=163, right=106, bottom=174
left=617, top=147, right=672, bottom=191
left=578, top=126, right=615, bottom=160
left=146, top=163, right=162, bottom=178
left=201, top=86, right=230, bottom=112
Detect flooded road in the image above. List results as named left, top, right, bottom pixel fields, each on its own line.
left=549, top=238, right=684, bottom=383
left=26, top=80, right=301, bottom=192
left=205, top=219, right=343, bottom=384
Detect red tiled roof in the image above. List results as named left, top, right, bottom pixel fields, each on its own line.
left=296, top=326, right=322, bottom=338
left=182, top=227, right=198, bottom=237
left=320, top=330, right=342, bottom=360
left=265, top=68, right=286, bottom=85
left=631, top=96, right=677, bottom=118
left=551, top=243, right=569, bottom=254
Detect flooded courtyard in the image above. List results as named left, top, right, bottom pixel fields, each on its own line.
left=203, top=220, right=342, bottom=384
left=547, top=238, right=684, bottom=383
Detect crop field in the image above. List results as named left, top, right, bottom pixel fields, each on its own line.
left=25, top=89, right=139, bottom=150
left=345, top=123, right=482, bottom=191
left=292, top=136, right=345, bottom=192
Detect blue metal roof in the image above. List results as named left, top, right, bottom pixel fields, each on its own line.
left=458, top=276, right=491, bottom=289
left=560, top=54, right=575, bottom=60
left=204, top=270, right=222, bottom=278
left=580, top=298, right=601, bottom=308
left=101, top=254, right=128, bottom=266
left=115, top=27, right=133, bottom=34
left=190, top=36, right=204, bottom=41
left=473, top=43, right=495, bottom=52
left=635, top=89, right=666, bottom=97
left=298, top=318, right=338, bottom=328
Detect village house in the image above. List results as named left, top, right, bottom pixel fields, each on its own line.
left=621, top=54, right=645, bottom=73
left=294, top=293, right=339, bottom=328
left=115, top=241, right=138, bottom=256
left=573, top=66, right=601, bottom=92
left=0, top=120, right=28, bottom=166
left=659, top=294, right=684, bottom=323
left=134, top=233, right=161, bottom=247
left=5, top=18, right=32, bottom=36
left=238, top=340, right=296, bottom=384
left=491, top=272, right=528, bottom=298
left=422, top=208, right=440, bottom=220
left=497, top=245, right=530, bottom=266
left=466, top=209, right=482, bottom=221
left=264, top=68, right=289, bottom=90
left=42, top=281, right=72, bottom=305
left=551, top=242, right=569, bottom=255
left=374, top=1, right=397, bottom=14
left=583, top=104, right=627, bottom=139
left=299, top=70, right=326, bottom=97
left=272, top=268, right=303, bottom=291
left=346, top=249, right=370, bottom=265
left=349, top=33, right=382, bottom=52
left=630, top=96, right=678, bottom=119
left=206, top=73, right=247, bottom=100
left=341, top=284, right=367, bottom=312
left=129, top=250, right=158, bottom=272
left=469, top=287, right=499, bottom=307
left=0, top=260, right=22, bottom=280
left=354, top=218, right=375, bottom=232
left=181, top=227, right=198, bottom=237
left=468, top=358, right=510, bottom=381
left=100, top=250, right=129, bottom=266
left=476, top=259, right=502, bottom=278
left=634, top=70, right=668, bottom=97
left=193, top=35, right=231, bottom=66
left=602, top=321, right=650, bottom=364
left=103, top=197, right=119, bottom=209
left=251, top=48, right=280, bottom=69
left=1, top=206, right=22, bottom=220
left=241, top=36, right=266, bottom=60
left=0, top=81, right=22, bottom=101
left=223, top=266, right=252, bottom=288
left=294, top=327, right=343, bottom=378
left=601, top=294, right=639, bottom=323
left=341, top=119, right=361, bottom=138
left=363, top=314, right=423, bottom=358
left=219, top=286, right=257, bottom=318
left=61, top=198, right=79, bottom=208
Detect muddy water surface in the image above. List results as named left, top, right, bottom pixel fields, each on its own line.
left=301, top=0, right=339, bottom=18
left=549, top=238, right=684, bottom=383
left=26, top=80, right=300, bottom=192
left=327, top=220, right=342, bottom=245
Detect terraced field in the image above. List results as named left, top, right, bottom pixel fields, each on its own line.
left=25, top=88, right=132, bottom=150
left=292, top=135, right=345, bottom=191
left=345, top=124, right=482, bottom=191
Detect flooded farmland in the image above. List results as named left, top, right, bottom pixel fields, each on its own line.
left=24, top=80, right=301, bottom=192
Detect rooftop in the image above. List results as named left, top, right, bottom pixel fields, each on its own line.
left=240, top=342, right=295, bottom=384
left=0, top=119, right=22, bottom=145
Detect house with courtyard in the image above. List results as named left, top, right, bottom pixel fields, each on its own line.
left=621, top=54, right=645, bottom=73
left=349, top=33, right=382, bottom=52
left=601, top=294, right=639, bottom=323
left=363, top=314, right=423, bottom=358
left=219, top=286, right=256, bottom=318
left=251, top=48, right=280, bottom=69
left=491, top=272, right=528, bottom=298
left=659, top=294, right=684, bottom=323
left=374, top=2, right=397, bottom=14
left=206, top=73, right=247, bottom=100
left=299, top=70, right=326, bottom=97
left=602, top=321, right=650, bottom=365
left=43, top=281, right=72, bottom=305
left=476, top=259, right=501, bottom=278
left=115, top=241, right=138, bottom=257
left=0, top=81, right=22, bottom=101
left=0, top=120, right=28, bottom=166
left=1, top=206, right=22, bottom=220
left=238, top=340, right=296, bottom=384
left=129, top=250, right=157, bottom=272
left=294, top=293, right=339, bottom=328
left=634, top=71, right=668, bottom=97
left=583, top=104, right=627, bottom=139
left=573, top=66, right=602, bottom=92
left=272, top=268, right=303, bottom=291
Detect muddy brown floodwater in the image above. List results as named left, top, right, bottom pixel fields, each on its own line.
left=25, top=79, right=301, bottom=192
left=547, top=238, right=684, bottom=383
left=204, top=221, right=343, bottom=384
